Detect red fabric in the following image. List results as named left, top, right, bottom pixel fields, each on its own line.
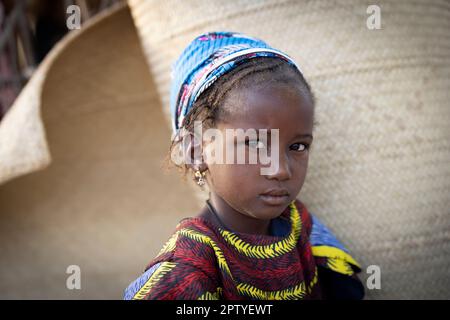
left=138, top=199, right=323, bottom=300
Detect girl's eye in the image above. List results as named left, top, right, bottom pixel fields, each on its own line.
left=291, top=143, right=309, bottom=152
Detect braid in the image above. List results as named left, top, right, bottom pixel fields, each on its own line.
left=165, top=57, right=315, bottom=178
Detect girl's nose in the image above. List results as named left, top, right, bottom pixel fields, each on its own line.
left=265, top=152, right=292, bottom=181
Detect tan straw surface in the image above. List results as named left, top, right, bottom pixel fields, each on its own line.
left=128, top=0, right=450, bottom=299
left=0, top=4, right=200, bottom=298
left=1, top=0, right=449, bottom=299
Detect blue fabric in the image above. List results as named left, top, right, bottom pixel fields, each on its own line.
left=170, top=31, right=302, bottom=136
left=310, top=214, right=349, bottom=253
left=123, top=262, right=162, bottom=300
left=269, top=216, right=291, bottom=237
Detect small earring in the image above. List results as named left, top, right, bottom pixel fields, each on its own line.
left=194, top=169, right=207, bottom=187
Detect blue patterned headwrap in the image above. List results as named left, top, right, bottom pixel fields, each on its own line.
left=169, top=31, right=302, bottom=139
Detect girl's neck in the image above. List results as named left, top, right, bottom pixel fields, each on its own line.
left=198, top=193, right=272, bottom=236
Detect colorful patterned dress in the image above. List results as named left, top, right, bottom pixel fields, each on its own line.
left=124, top=199, right=364, bottom=300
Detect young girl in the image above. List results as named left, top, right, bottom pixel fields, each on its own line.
left=124, top=31, right=364, bottom=300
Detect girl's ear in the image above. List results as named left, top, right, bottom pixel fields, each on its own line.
left=183, top=132, right=208, bottom=172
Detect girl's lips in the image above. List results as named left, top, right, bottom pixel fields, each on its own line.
left=259, top=194, right=290, bottom=206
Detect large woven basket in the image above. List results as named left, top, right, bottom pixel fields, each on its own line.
left=0, top=4, right=199, bottom=299
left=0, top=0, right=449, bottom=299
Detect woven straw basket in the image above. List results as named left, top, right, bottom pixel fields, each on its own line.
left=0, top=3, right=199, bottom=299
left=0, top=0, right=449, bottom=299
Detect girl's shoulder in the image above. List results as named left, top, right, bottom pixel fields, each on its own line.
left=293, top=199, right=361, bottom=271
left=144, top=214, right=221, bottom=272
left=302, top=203, right=365, bottom=299
left=124, top=252, right=220, bottom=300
left=123, top=217, right=224, bottom=300
left=307, top=210, right=362, bottom=274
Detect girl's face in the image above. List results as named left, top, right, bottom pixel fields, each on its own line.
left=203, top=83, right=314, bottom=221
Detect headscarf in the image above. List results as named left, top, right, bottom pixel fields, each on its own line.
left=169, top=31, right=302, bottom=138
